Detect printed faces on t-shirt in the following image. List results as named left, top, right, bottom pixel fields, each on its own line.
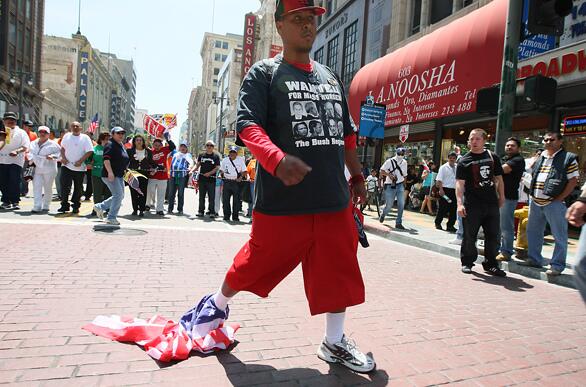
left=285, top=79, right=347, bottom=147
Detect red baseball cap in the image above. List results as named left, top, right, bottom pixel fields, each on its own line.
left=274, top=0, right=326, bottom=20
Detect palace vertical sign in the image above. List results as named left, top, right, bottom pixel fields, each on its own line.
left=241, top=13, right=257, bottom=80
left=78, top=48, right=90, bottom=122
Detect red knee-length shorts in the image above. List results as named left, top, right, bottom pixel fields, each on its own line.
left=225, top=202, right=365, bottom=315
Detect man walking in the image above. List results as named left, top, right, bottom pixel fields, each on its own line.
left=379, top=148, right=408, bottom=230
left=496, top=137, right=525, bottom=262
left=456, top=128, right=506, bottom=277
left=0, top=112, right=30, bottom=210
left=435, top=151, right=458, bottom=232
left=58, top=122, right=94, bottom=214
left=523, top=132, right=578, bottom=275
left=220, top=146, right=247, bottom=222
left=190, top=0, right=375, bottom=373
left=192, top=140, right=220, bottom=218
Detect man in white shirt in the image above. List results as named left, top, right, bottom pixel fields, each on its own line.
left=379, top=147, right=408, bottom=230
left=58, top=121, right=94, bottom=214
left=29, top=126, right=61, bottom=213
left=435, top=151, right=458, bottom=232
left=0, top=112, right=30, bottom=210
left=220, top=146, right=247, bottom=222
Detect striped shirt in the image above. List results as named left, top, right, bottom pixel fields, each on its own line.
left=531, top=149, right=579, bottom=206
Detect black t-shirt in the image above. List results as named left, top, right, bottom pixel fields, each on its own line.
left=501, top=153, right=525, bottom=200
left=197, top=152, right=220, bottom=181
left=237, top=55, right=355, bottom=215
left=102, top=140, right=130, bottom=178
left=456, top=150, right=503, bottom=207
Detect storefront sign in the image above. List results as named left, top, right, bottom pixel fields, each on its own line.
left=359, top=102, right=386, bottom=139
left=78, top=49, right=90, bottom=122
left=563, top=115, right=586, bottom=136
left=269, top=44, right=282, bottom=58
left=519, top=0, right=555, bottom=60
left=399, top=125, right=409, bottom=143
left=560, top=0, right=586, bottom=47
left=517, top=42, right=586, bottom=86
left=241, top=14, right=257, bottom=80
left=348, top=0, right=508, bottom=127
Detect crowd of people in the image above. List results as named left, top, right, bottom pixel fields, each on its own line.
left=0, top=112, right=258, bottom=226
left=368, top=128, right=580, bottom=278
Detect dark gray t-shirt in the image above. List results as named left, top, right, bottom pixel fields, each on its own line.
left=237, top=55, right=356, bottom=215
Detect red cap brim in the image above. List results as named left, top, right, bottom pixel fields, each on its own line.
left=281, top=6, right=326, bottom=17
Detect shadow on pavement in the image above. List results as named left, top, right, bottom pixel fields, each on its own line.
left=215, top=350, right=389, bottom=386
left=471, top=271, right=534, bottom=292
left=152, top=342, right=389, bottom=385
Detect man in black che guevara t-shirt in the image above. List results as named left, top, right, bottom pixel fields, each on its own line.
left=456, top=129, right=507, bottom=277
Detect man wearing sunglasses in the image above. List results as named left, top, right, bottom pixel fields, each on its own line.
left=523, top=132, right=578, bottom=276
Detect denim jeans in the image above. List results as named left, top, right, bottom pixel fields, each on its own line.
left=381, top=183, right=405, bottom=225
left=574, top=226, right=586, bottom=302
left=527, top=200, right=568, bottom=271
left=98, top=177, right=125, bottom=220
left=456, top=214, right=464, bottom=240
left=499, top=198, right=518, bottom=256
left=168, top=176, right=187, bottom=212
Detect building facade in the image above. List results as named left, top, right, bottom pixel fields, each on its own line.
left=188, top=32, right=243, bottom=154
left=214, top=48, right=242, bottom=153
left=0, top=0, right=45, bottom=123
left=349, top=0, right=586, bottom=188
left=40, top=34, right=136, bottom=135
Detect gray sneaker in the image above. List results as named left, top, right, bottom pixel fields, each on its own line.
left=461, top=265, right=473, bottom=274
left=317, top=335, right=375, bottom=374
left=94, top=205, right=105, bottom=220
left=105, top=218, right=120, bottom=226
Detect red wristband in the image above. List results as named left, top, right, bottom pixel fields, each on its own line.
left=349, top=174, right=365, bottom=186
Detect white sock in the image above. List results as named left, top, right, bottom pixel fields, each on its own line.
left=213, top=290, right=231, bottom=311
left=325, top=312, right=345, bottom=344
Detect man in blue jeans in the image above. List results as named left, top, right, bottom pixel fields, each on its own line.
left=94, top=127, right=129, bottom=226
left=496, top=137, right=525, bottom=262
left=567, top=183, right=586, bottom=302
left=522, top=132, right=578, bottom=276
left=379, top=148, right=407, bottom=230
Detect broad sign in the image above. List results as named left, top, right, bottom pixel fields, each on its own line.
left=563, top=115, right=586, bottom=136
left=78, top=49, right=90, bottom=122
left=359, top=102, right=386, bottom=139
left=399, top=125, right=409, bottom=143
left=241, top=14, right=256, bottom=80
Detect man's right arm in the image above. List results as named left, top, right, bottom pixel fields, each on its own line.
left=456, top=179, right=466, bottom=217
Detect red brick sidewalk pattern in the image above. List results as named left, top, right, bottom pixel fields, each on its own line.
left=0, top=223, right=585, bottom=386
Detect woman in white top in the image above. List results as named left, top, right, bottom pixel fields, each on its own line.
left=29, top=126, right=61, bottom=213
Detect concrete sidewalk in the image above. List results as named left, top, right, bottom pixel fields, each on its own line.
left=362, top=206, right=579, bottom=289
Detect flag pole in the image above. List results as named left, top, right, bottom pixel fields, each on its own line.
left=76, top=0, right=82, bottom=34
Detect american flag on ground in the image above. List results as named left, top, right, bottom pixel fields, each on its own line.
left=82, top=294, right=239, bottom=362
left=87, top=113, right=99, bottom=134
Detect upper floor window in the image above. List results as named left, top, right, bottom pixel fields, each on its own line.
left=214, top=53, right=221, bottom=61
left=326, top=36, right=339, bottom=73
left=222, top=41, right=229, bottom=49
left=410, top=0, right=422, bottom=36
left=314, top=46, right=324, bottom=64
left=431, top=0, right=453, bottom=24
left=342, top=21, right=358, bottom=86
left=215, top=40, right=222, bottom=48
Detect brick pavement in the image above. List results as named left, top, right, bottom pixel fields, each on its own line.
left=0, top=221, right=585, bottom=386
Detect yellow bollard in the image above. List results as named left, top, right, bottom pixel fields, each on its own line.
left=514, top=205, right=529, bottom=258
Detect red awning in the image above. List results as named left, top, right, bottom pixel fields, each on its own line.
left=349, top=0, right=508, bottom=127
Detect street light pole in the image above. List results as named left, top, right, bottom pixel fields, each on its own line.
left=494, top=0, right=523, bottom=156
left=10, top=70, right=34, bottom=127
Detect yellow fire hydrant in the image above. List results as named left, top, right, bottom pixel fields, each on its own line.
left=514, top=205, right=529, bottom=258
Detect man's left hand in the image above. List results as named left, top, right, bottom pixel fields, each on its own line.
left=351, top=182, right=367, bottom=204
left=74, top=160, right=83, bottom=167
left=498, top=197, right=505, bottom=208
left=567, top=200, right=586, bottom=227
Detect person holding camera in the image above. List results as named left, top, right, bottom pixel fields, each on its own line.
left=220, top=146, right=247, bottom=222
left=379, top=148, right=408, bottom=230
